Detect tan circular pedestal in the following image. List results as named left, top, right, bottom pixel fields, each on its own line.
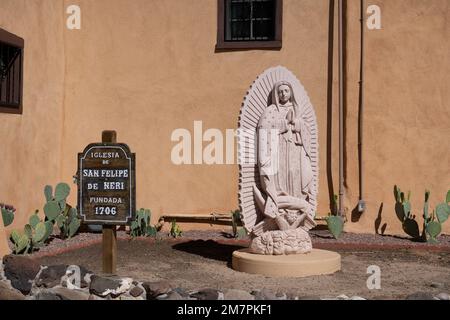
left=232, top=249, right=341, bottom=277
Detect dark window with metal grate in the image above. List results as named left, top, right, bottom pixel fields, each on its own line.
left=226, top=0, right=275, bottom=41
left=0, top=28, right=24, bottom=114
left=216, top=0, right=282, bottom=50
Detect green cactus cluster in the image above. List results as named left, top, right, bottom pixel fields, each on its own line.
left=326, top=194, right=344, bottom=239
left=394, top=186, right=420, bottom=239
left=1, top=203, right=15, bottom=227
left=394, top=186, right=450, bottom=243
left=9, top=182, right=81, bottom=255
left=130, top=208, right=158, bottom=237
left=43, top=183, right=81, bottom=239
left=231, top=209, right=247, bottom=239
left=9, top=210, right=53, bottom=254
left=422, top=190, right=450, bottom=243
left=169, top=220, right=182, bottom=238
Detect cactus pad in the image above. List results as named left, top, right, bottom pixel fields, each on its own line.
left=1, top=207, right=14, bottom=227
left=33, top=222, right=47, bottom=243
left=436, top=203, right=450, bottom=224
left=426, top=221, right=442, bottom=241
left=55, top=183, right=70, bottom=201
left=29, top=214, right=40, bottom=228
left=326, top=216, right=344, bottom=239
left=44, top=185, right=53, bottom=202
left=44, top=200, right=60, bottom=221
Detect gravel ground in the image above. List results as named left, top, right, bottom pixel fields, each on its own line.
left=34, top=236, right=450, bottom=300
left=13, top=228, right=447, bottom=300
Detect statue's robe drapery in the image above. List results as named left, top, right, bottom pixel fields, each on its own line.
left=257, top=103, right=314, bottom=220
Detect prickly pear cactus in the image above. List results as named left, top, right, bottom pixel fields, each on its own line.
left=44, top=185, right=53, bottom=202
left=326, top=215, right=344, bottom=239
left=394, top=186, right=421, bottom=239
left=130, top=208, right=158, bottom=237
left=44, top=201, right=60, bottom=221
left=10, top=230, right=31, bottom=254
left=29, top=212, right=40, bottom=228
left=43, top=183, right=81, bottom=239
left=68, top=216, right=81, bottom=238
left=55, top=183, right=70, bottom=202
left=426, top=221, right=441, bottom=244
left=421, top=190, right=449, bottom=243
left=436, top=203, right=450, bottom=224
left=1, top=204, right=15, bottom=227
left=32, top=222, right=47, bottom=244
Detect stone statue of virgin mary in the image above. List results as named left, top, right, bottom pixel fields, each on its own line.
left=238, top=66, right=319, bottom=255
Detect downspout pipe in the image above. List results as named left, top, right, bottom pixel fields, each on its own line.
left=358, top=0, right=367, bottom=213
left=338, top=0, right=345, bottom=217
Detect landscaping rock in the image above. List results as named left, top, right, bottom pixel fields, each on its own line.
left=51, top=287, right=90, bottom=300
left=173, top=287, right=191, bottom=298
left=0, top=281, right=25, bottom=300
left=252, top=288, right=286, bottom=300
left=224, top=289, right=254, bottom=300
left=89, top=275, right=132, bottom=298
left=142, top=280, right=172, bottom=299
left=60, top=265, right=92, bottom=289
left=35, top=265, right=68, bottom=288
left=166, top=291, right=184, bottom=300
left=430, top=282, right=444, bottom=289
left=116, top=294, right=142, bottom=300
left=191, top=288, right=222, bottom=300
left=33, top=290, right=63, bottom=300
left=406, top=292, right=435, bottom=300
left=155, top=293, right=168, bottom=300
left=297, top=296, right=320, bottom=300
left=156, top=291, right=183, bottom=300
left=3, top=255, right=40, bottom=294
left=350, top=296, right=366, bottom=300
left=129, top=285, right=144, bottom=298
left=275, top=292, right=287, bottom=300
left=436, top=293, right=450, bottom=301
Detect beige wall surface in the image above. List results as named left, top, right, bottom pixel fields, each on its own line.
left=0, top=0, right=66, bottom=232
left=344, top=0, right=450, bottom=234
left=59, top=0, right=336, bottom=225
left=0, top=0, right=449, bottom=237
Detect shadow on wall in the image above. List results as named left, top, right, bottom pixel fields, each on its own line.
left=374, top=202, right=387, bottom=235
left=326, top=0, right=336, bottom=215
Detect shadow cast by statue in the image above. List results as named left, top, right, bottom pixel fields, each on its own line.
left=172, top=240, right=247, bottom=267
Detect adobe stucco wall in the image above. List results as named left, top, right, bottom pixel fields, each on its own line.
left=0, top=0, right=448, bottom=238
left=58, top=0, right=338, bottom=227
left=0, top=0, right=66, bottom=239
left=344, top=0, right=450, bottom=234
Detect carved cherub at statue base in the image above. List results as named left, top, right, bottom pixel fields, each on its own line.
left=249, top=184, right=317, bottom=255
left=250, top=228, right=312, bottom=255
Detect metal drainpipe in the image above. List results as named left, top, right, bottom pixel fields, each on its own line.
left=338, top=0, right=345, bottom=217
left=358, top=0, right=367, bottom=213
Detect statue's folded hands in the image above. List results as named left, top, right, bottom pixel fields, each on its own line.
left=277, top=196, right=309, bottom=211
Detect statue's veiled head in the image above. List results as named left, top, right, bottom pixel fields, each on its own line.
left=272, top=81, right=299, bottom=114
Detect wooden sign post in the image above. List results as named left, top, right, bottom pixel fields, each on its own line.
left=77, top=131, right=135, bottom=274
